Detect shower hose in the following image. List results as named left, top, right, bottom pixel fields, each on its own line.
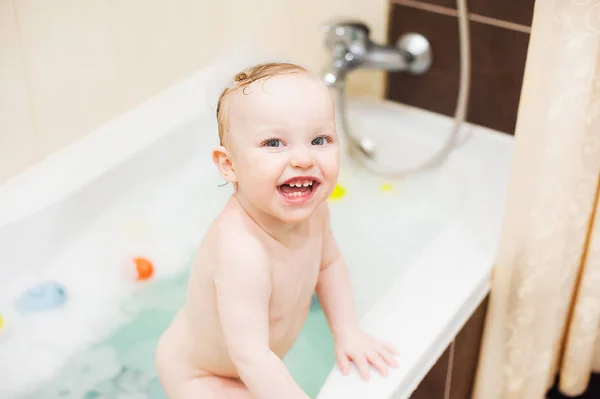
left=335, top=0, right=471, bottom=178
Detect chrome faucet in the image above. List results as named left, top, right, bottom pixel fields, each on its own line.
left=321, top=21, right=433, bottom=87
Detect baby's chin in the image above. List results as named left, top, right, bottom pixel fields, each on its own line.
left=273, top=205, right=320, bottom=224
left=276, top=196, right=331, bottom=223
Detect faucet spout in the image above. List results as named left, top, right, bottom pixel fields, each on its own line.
left=322, top=58, right=350, bottom=88
left=321, top=20, right=432, bottom=87
left=362, top=43, right=411, bottom=71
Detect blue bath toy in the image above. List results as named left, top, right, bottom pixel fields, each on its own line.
left=16, top=281, right=68, bottom=313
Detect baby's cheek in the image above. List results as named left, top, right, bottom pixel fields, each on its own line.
left=321, top=155, right=340, bottom=180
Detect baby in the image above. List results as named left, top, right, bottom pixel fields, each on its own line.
left=155, top=62, right=398, bottom=399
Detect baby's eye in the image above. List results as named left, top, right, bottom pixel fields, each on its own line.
left=263, top=139, right=284, bottom=148
left=311, top=136, right=331, bottom=146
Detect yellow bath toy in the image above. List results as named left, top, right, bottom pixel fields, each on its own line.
left=329, top=184, right=346, bottom=200
left=380, top=183, right=393, bottom=192
left=0, top=314, right=4, bottom=333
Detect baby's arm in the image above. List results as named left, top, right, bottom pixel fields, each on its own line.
left=315, top=204, right=399, bottom=380
left=214, top=231, right=310, bottom=399
left=315, top=204, right=360, bottom=337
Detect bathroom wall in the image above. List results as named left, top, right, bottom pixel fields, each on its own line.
left=386, top=0, right=535, bottom=134
left=0, top=0, right=388, bottom=184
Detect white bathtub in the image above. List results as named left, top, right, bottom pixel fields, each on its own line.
left=0, top=61, right=513, bottom=399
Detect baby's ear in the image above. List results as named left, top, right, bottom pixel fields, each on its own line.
left=212, top=145, right=237, bottom=184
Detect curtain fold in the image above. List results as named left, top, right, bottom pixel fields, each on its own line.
left=471, top=1, right=600, bottom=398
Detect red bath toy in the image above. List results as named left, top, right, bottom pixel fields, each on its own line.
left=134, top=257, right=154, bottom=281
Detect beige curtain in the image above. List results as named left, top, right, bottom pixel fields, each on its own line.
left=471, top=1, right=600, bottom=398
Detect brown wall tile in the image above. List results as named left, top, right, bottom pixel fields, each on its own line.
left=386, top=3, right=530, bottom=134
left=398, top=0, right=536, bottom=26
left=409, top=347, right=450, bottom=399
left=449, top=295, right=489, bottom=399
left=408, top=296, right=489, bottom=399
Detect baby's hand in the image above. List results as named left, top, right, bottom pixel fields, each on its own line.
left=334, top=329, right=399, bottom=380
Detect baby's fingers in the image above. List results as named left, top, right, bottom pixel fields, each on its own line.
left=349, top=352, right=371, bottom=381
left=336, top=351, right=351, bottom=375
left=365, top=351, right=389, bottom=377
left=382, top=341, right=399, bottom=355
left=380, top=349, right=399, bottom=369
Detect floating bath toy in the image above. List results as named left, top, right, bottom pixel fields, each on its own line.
left=0, top=314, right=4, bottom=334
left=134, top=257, right=154, bottom=281
left=329, top=184, right=346, bottom=200
left=16, top=281, right=68, bottom=314
left=380, top=183, right=393, bottom=192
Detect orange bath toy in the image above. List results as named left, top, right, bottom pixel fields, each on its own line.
left=134, top=257, right=154, bottom=281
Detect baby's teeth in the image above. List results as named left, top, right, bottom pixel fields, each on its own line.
left=287, top=181, right=313, bottom=187
left=285, top=181, right=314, bottom=188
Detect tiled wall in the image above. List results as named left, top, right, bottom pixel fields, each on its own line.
left=386, top=0, right=535, bottom=134
left=0, top=0, right=388, bottom=184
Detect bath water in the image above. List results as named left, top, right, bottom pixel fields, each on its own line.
left=21, top=267, right=336, bottom=399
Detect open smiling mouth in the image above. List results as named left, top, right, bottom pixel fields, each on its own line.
left=277, top=178, right=321, bottom=203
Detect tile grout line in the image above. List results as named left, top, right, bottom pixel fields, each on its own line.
left=391, top=0, right=531, bottom=34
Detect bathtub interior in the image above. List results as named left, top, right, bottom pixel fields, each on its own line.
left=0, top=95, right=469, bottom=398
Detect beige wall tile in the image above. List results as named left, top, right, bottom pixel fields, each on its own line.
left=113, top=0, right=224, bottom=108
left=15, top=0, right=121, bottom=155
left=0, top=0, right=40, bottom=183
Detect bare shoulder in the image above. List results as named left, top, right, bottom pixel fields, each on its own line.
left=211, top=211, right=272, bottom=291
left=215, top=217, right=268, bottom=265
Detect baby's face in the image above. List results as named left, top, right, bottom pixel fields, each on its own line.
left=226, top=73, right=339, bottom=223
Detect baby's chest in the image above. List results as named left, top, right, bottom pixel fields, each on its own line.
left=269, top=243, right=322, bottom=314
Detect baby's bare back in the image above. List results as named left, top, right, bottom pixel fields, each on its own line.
left=156, top=198, right=326, bottom=383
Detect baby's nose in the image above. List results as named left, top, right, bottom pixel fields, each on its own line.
left=290, top=151, right=315, bottom=169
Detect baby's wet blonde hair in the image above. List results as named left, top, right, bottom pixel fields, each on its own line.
left=216, top=62, right=309, bottom=147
